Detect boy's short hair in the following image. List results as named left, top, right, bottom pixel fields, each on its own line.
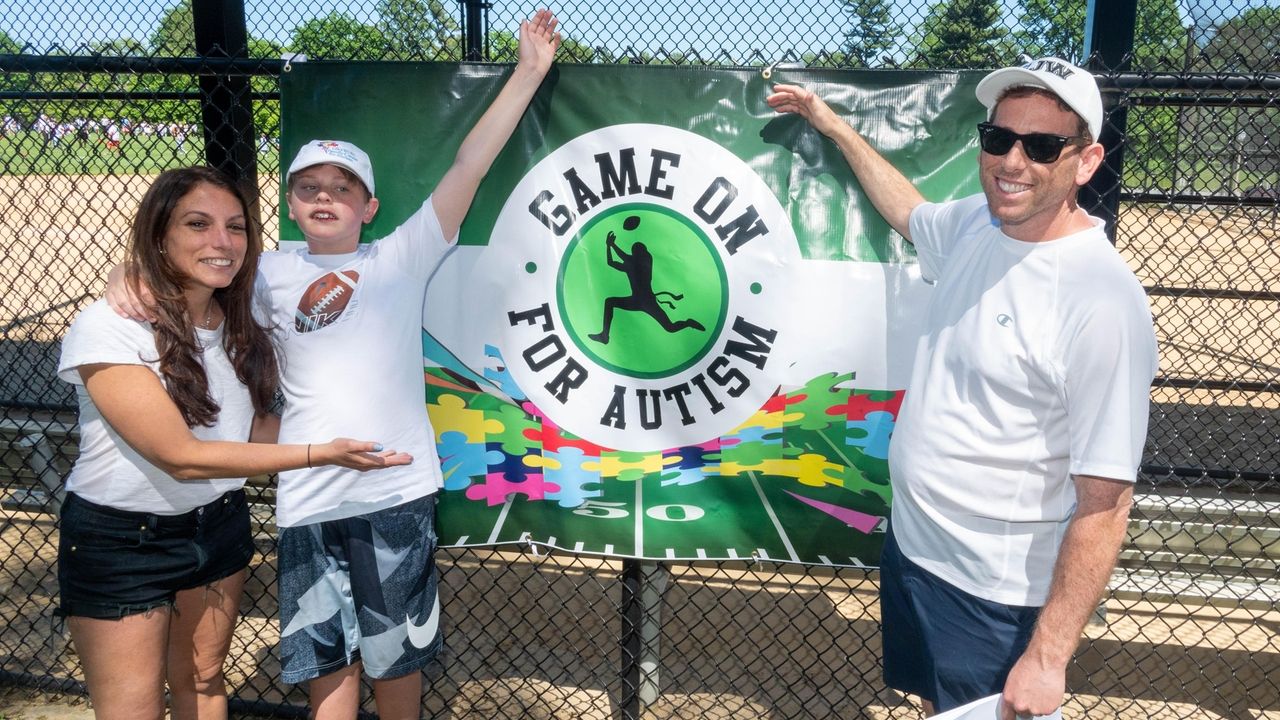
left=286, top=139, right=376, bottom=195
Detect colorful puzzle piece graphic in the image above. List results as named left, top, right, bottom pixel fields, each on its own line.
left=597, top=451, right=679, bottom=481
left=708, top=422, right=796, bottom=470
left=530, top=446, right=604, bottom=509
left=845, top=410, right=895, bottom=460
left=717, top=453, right=844, bottom=488
left=437, top=430, right=503, bottom=491
left=824, top=463, right=891, bottom=505
left=790, top=372, right=855, bottom=431
left=659, top=466, right=710, bottom=487
left=484, top=401, right=540, bottom=456
left=826, top=388, right=903, bottom=422
left=464, top=471, right=558, bottom=506
left=429, top=393, right=504, bottom=443
left=523, top=414, right=607, bottom=456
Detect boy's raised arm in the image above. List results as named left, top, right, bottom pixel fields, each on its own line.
left=431, top=8, right=560, bottom=241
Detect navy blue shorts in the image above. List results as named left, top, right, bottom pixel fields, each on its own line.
left=57, top=489, right=254, bottom=619
left=878, top=526, right=1040, bottom=711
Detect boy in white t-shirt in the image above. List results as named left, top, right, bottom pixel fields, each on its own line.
left=110, top=11, right=560, bottom=718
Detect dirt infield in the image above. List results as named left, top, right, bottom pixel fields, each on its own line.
left=0, top=172, right=282, bottom=341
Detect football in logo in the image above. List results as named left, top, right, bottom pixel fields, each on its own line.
left=487, top=123, right=799, bottom=451
left=295, top=270, right=360, bottom=333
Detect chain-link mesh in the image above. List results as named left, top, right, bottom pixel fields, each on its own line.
left=2, top=0, right=1278, bottom=717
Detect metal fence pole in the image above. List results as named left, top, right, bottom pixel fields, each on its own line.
left=619, top=559, right=668, bottom=718
left=192, top=0, right=260, bottom=214
left=463, top=0, right=489, bottom=61
left=619, top=558, right=642, bottom=719
left=1081, top=0, right=1138, bottom=241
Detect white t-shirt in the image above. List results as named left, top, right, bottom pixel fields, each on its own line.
left=257, top=199, right=451, bottom=527
left=57, top=299, right=254, bottom=513
left=888, top=194, right=1158, bottom=607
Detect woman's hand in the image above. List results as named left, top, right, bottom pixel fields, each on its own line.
left=315, top=439, right=413, bottom=471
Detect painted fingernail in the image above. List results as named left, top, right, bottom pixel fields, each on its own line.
left=373, top=444, right=384, bottom=452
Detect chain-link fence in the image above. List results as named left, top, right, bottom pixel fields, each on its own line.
left=1, top=0, right=1277, bottom=717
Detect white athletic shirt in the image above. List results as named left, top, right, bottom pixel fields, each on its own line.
left=888, top=194, right=1158, bottom=606
left=57, top=299, right=254, bottom=513
left=257, top=199, right=451, bottom=527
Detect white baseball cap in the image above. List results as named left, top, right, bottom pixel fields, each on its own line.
left=975, top=57, right=1103, bottom=141
left=286, top=139, right=376, bottom=195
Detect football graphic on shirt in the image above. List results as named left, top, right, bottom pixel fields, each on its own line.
left=294, top=270, right=360, bottom=333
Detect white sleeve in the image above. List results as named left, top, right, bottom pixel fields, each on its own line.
left=57, top=299, right=158, bottom=385
left=1060, top=288, right=1159, bottom=482
left=251, top=266, right=275, bottom=327
left=907, top=194, right=986, bottom=283
left=375, top=195, right=453, bottom=279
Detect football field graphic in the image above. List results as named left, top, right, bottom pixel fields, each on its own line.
left=427, top=368, right=899, bottom=565
left=281, top=63, right=986, bottom=566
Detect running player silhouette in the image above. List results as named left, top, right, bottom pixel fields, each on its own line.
left=589, top=222, right=705, bottom=345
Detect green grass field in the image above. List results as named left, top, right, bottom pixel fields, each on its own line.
left=0, top=130, right=278, bottom=175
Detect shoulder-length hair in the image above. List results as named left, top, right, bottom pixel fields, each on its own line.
left=126, top=167, right=278, bottom=427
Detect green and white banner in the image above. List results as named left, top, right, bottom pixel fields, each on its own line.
left=281, top=64, right=984, bottom=566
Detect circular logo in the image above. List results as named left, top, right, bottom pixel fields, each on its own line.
left=482, top=124, right=798, bottom=451
left=557, top=203, right=728, bottom=378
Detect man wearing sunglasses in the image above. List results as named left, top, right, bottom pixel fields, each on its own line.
left=768, top=58, right=1157, bottom=720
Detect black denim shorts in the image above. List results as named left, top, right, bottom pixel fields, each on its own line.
left=57, top=489, right=254, bottom=619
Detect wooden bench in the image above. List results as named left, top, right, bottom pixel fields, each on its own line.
left=0, top=417, right=77, bottom=515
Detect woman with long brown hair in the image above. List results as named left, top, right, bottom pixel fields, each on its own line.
left=56, top=167, right=410, bottom=720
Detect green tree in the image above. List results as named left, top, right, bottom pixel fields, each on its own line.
left=802, top=49, right=852, bottom=68
left=485, top=29, right=519, bottom=62
left=1015, top=0, right=1085, bottom=59
left=1132, top=0, right=1185, bottom=67
left=1016, top=0, right=1185, bottom=67
left=249, top=38, right=285, bottom=140
left=1199, top=7, right=1280, bottom=72
left=842, top=0, right=902, bottom=67
left=557, top=37, right=613, bottom=63
left=90, top=38, right=147, bottom=56
left=289, top=13, right=388, bottom=60
left=249, top=37, right=284, bottom=60
left=913, top=0, right=1009, bottom=68
left=1189, top=8, right=1280, bottom=191
left=0, top=29, right=22, bottom=54
left=377, top=0, right=461, bottom=59
left=151, top=0, right=195, bottom=55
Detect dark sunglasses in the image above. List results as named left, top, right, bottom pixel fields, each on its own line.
left=976, top=122, right=1089, bottom=164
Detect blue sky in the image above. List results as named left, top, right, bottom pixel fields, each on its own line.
left=2, top=0, right=1275, bottom=59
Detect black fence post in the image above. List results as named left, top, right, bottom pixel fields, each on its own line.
left=1080, top=0, right=1138, bottom=241
left=192, top=0, right=259, bottom=213
left=463, top=0, right=489, bottom=61
left=618, top=558, right=642, bottom=720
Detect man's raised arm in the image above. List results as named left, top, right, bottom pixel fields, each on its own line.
left=766, top=84, right=925, bottom=241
